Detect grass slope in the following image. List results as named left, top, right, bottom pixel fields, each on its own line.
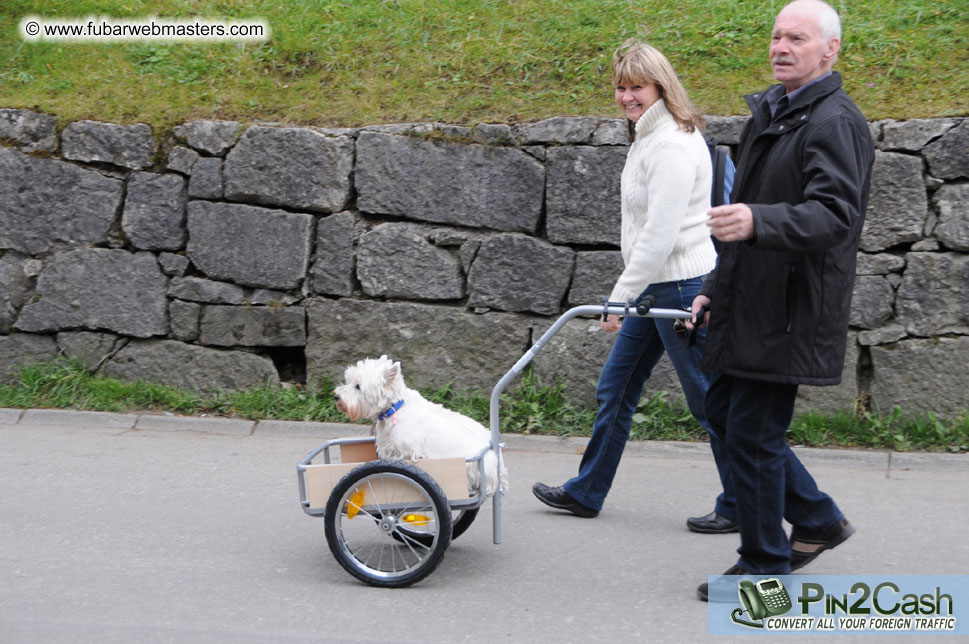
left=1, top=0, right=966, bottom=131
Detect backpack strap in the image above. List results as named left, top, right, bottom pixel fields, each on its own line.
left=712, top=146, right=727, bottom=207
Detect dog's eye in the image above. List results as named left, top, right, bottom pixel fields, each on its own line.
left=355, top=384, right=361, bottom=390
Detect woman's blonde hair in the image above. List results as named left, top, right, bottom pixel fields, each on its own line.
left=613, top=38, right=705, bottom=139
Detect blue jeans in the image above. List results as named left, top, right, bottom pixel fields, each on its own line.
left=563, top=278, right=735, bottom=515
left=705, top=373, right=844, bottom=573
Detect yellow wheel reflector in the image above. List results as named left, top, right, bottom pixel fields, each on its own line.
left=402, top=514, right=431, bottom=526
left=346, top=488, right=365, bottom=519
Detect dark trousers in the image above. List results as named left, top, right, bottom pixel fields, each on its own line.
left=705, top=373, right=843, bottom=573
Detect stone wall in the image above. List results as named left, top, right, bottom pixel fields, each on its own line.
left=1, top=108, right=967, bottom=416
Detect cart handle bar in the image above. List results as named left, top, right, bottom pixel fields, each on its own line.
left=486, top=298, right=693, bottom=544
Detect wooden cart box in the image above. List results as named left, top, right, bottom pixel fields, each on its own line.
left=302, top=440, right=470, bottom=510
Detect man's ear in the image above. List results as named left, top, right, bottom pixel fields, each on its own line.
left=822, top=37, right=840, bottom=64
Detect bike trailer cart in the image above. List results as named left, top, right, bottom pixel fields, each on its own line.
left=296, top=297, right=692, bottom=587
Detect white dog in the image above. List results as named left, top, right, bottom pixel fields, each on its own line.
left=334, top=355, right=507, bottom=497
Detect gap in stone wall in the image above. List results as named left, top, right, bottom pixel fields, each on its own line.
left=266, top=347, right=307, bottom=385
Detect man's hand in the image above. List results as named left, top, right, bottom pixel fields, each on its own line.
left=600, top=314, right=622, bottom=333
left=707, top=203, right=755, bottom=242
left=686, top=294, right=711, bottom=330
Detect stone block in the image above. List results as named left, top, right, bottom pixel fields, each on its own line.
left=311, top=212, right=355, bottom=297
left=861, top=151, right=929, bottom=251
left=15, top=249, right=168, bottom=338
left=61, top=120, right=153, bottom=169
left=591, top=119, right=629, bottom=146
left=881, top=118, right=957, bottom=151
left=933, top=184, right=969, bottom=251
left=467, top=235, right=575, bottom=315
left=167, top=276, right=245, bottom=304
left=923, top=120, right=969, bottom=180
left=869, top=337, right=969, bottom=417
left=895, top=252, right=969, bottom=336
left=703, top=116, right=748, bottom=145
left=187, top=157, right=223, bottom=200
left=0, top=333, right=58, bottom=383
left=167, top=146, right=199, bottom=174
left=0, top=147, right=122, bottom=254
left=357, top=223, right=464, bottom=300
left=169, top=300, right=200, bottom=342
left=56, top=331, right=122, bottom=370
left=472, top=123, right=514, bottom=144
left=568, top=251, right=624, bottom=306
left=122, top=172, right=187, bottom=251
left=224, top=125, right=353, bottom=212
left=849, top=275, right=894, bottom=329
left=858, top=325, right=906, bottom=346
left=157, top=253, right=190, bottom=277
left=517, top=117, right=597, bottom=144
left=856, top=252, right=905, bottom=275
left=198, top=305, right=306, bottom=347
left=249, top=289, right=298, bottom=306
left=305, top=298, right=529, bottom=393
left=355, top=132, right=544, bottom=233
left=186, top=201, right=313, bottom=290
left=0, top=252, right=32, bottom=334
left=104, top=340, right=279, bottom=392
left=172, top=119, right=242, bottom=155
left=0, top=108, right=57, bottom=152
left=545, top=146, right=626, bottom=245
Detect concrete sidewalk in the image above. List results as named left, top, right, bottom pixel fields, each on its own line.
left=1, top=408, right=967, bottom=643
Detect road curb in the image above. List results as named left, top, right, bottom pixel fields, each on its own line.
left=20, top=408, right=138, bottom=429
left=2, top=407, right=966, bottom=471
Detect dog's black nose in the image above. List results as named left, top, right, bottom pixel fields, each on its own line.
left=333, top=393, right=340, bottom=402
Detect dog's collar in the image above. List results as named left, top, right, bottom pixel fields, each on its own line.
left=378, top=400, right=405, bottom=422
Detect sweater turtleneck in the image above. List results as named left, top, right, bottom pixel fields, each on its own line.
left=634, top=98, right=676, bottom=139
left=607, top=99, right=717, bottom=304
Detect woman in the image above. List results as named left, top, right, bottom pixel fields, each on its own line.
left=533, top=40, right=734, bottom=528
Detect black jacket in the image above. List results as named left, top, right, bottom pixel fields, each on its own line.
left=699, top=72, right=875, bottom=385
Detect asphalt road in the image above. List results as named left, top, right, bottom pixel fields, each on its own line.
left=2, top=410, right=967, bottom=643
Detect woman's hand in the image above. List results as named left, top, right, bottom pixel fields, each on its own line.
left=600, top=314, right=623, bottom=333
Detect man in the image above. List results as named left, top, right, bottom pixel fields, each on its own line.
left=692, top=0, right=874, bottom=600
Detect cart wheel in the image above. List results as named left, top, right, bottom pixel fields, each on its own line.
left=394, top=508, right=479, bottom=547
left=450, top=508, right=479, bottom=541
left=324, top=460, right=452, bottom=588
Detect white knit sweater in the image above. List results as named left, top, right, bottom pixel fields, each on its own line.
left=608, top=99, right=718, bottom=304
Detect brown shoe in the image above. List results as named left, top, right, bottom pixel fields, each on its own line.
left=790, top=518, right=855, bottom=571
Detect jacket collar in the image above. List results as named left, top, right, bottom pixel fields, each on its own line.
left=745, top=71, right=843, bottom=131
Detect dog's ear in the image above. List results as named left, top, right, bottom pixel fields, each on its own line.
left=384, top=362, right=400, bottom=386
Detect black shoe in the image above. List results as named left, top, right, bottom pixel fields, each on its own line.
left=790, top=518, right=855, bottom=571
left=532, top=482, right=599, bottom=518
left=686, top=511, right=739, bottom=534
left=697, top=563, right=752, bottom=602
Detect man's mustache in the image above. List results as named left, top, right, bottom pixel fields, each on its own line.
left=772, top=55, right=795, bottom=65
